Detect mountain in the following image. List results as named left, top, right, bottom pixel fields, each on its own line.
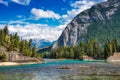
left=37, top=46, right=52, bottom=53
left=53, top=0, right=120, bottom=48
left=32, top=39, right=55, bottom=48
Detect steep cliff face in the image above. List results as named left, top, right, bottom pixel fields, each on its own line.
left=53, top=0, right=120, bottom=48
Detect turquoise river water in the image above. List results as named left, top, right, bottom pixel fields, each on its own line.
left=0, top=59, right=120, bottom=80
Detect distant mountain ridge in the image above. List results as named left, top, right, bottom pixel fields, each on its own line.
left=53, top=0, right=120, bottom=48
left=32, top=39, right=55, bottom=48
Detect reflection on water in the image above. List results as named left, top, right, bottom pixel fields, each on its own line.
left=0, top=72, right=120, bottom=80
left=66, top=75, right=120, bottom=80
left=0, top=72, right=34, bottom=80
left=0, top=60, right=120, bottom=80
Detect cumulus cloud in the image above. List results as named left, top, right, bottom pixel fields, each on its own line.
left=31, top=8, right=61, bottom=20
left=11, top=0, right=31, bottom=5
left=0, top=24, right=64, bottom=42
left=0, top=0, right=8, bottom=6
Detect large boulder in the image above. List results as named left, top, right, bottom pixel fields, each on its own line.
left=107, top=52, right=120, bottom=62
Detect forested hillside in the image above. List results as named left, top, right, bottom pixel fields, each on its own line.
left=0, top=26, right=41, bottom=61
left=86, top=6, right=120, bottom=44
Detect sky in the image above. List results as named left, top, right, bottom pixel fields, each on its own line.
left=0, top=0, right=107, bottom=42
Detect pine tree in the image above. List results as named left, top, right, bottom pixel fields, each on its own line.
left=31, top=46, right=37, bottom=57
left=3, top=25, right=9, bottom=36
left=5, top=34, right=10, bottom=45
left=86, top=37, right=93, bottom=57
left=28, top=39, right=32, bottom=49
left=69, top=48, right=74, bottom=59
left=93, top=39, right=101, bottom=59
left=104, top=42, right=109, bottom=59
left=111, top=38, right=118, bottom=53
left=19, top=40, right=25, bottom=54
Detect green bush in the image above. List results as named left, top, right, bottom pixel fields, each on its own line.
left=0, top=52, right=7, bottom=61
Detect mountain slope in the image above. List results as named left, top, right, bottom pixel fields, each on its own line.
left=53, top=0, right=120, bottom=48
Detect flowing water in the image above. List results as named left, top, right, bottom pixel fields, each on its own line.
left=0, top=59, right=120, bottom=80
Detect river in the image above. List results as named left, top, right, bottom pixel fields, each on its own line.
left=0, top=59, right=120, bottom=80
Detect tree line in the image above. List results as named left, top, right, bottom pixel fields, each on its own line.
left=43, top=38, right=119, bottom=59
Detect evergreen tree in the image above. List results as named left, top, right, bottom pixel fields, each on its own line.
left=64, top=50, right=70, bottom=58
left=28, top=39, right=32, bottom=49
left=3, top=25, right=9, bottom=36
left=93, top=39, right=101, bottom=59
left=111, top=38, right=118, bottom=53
left=5, top=34, right=10, bottom=45
left=31, top=46, right=37, bottom=57
left=69, top=48, right=74, bottom=58
left=86, top=37, right=93, bottom=56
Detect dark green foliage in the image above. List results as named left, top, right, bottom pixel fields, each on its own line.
left=93, top=39, right=101, bottom=59
left=103, top=39, right=118, bottom=59
left=31, top=46, right=37, bottom=57
left=86, top=37, right=93, bottom=56
left=28, top=39, right=32, bottom=49
left=3, top=25, right=9, bottom=36
left=45, top=47, right=75, bottom=59
left=0, top=30, right=5, bottom=46
left=0, top=52, right=7, bottom=61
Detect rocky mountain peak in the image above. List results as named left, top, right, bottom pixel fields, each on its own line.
left=53, top=0, right=120, bottom=49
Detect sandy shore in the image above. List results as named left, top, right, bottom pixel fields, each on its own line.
left=0, top=62, right=19, bottom=66
left=0, top=62, right=42, bottom=66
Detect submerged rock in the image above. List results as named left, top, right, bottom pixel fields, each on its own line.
left=57, top=66, right=73, bottom=69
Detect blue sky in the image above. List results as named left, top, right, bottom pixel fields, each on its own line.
left=0, top=0, right=107, bottom=41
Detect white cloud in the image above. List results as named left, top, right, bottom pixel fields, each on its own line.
left=0, top=24, right=64, bottom=42
left=0, top=0, right=8, bottom=6
left=11, top=0, right=31, bottom=5
left=0, top=0, right=31, bottom=6
left=31, top=8, right=61, bottom=20
left=71, top=0, right=95, bottom=9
